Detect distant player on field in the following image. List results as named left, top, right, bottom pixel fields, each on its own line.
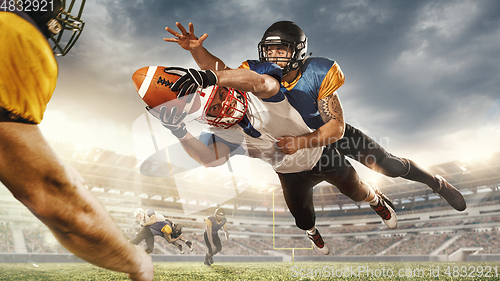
left=0, top=1, right=152, bottom=279
left=204, top=207, right=229, bottom=266
left=132, top=208, right=193, bottom=254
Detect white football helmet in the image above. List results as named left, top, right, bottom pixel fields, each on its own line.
left=134, top=208, right=145, bottom=223
left=196, top=86, right=248, bottom=129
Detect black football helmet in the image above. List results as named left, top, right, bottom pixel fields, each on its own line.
left=27, top=0, right=86, bottom=56
left=258, top=21, right=308, bottom=74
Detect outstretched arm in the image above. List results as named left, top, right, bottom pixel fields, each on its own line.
left=164, top=22, right=230, bottom=71
left=0, top=123, right=153, bottom=281
left=214, top=68, right=280, bottom=99
left=178, top=132, right=231, bottom=168
left=146, top=105, right=231, bottom=167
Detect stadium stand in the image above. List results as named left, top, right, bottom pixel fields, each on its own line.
left=1, top=142, right=500, bottom=262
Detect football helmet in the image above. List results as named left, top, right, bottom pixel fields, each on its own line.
left=258, top=21, right=308, bottom=74
left=133, top=208, right=145, bottom=223
left=172, top=223, right=183, bottom=236
left=214, top=207, right=225, bottom=221
left=196, top=86, right=248, bottom=129
left=27, top=0, right=86, bottom=56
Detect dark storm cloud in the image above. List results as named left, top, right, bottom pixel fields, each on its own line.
left=49, top=0, right=500, bottom=161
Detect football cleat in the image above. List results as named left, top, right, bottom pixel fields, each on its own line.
left=185, top=240, right=194, bottom=252
left=307, top=229, right=330, bottom=255
left=176, top=244, right=184, bottom=254
left=435, top=175, right=466, bottom=211
left=204, top=254, right=212, bottom=266
left=371, top=187, right=397, bottom=229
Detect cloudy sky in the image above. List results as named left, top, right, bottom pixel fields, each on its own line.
left=40, top=0, right=500, bottom=171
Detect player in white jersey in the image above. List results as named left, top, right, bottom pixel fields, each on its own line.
left=147, top=65, right=397, bottom=255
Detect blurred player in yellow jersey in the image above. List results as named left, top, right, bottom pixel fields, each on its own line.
left=0, top=1, right=153, bottom=280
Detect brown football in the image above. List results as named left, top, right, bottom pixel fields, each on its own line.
left=132, top=66, right=201, bottom=114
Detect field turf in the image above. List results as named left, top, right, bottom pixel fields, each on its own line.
left=0, top=261, right=498, bottom=280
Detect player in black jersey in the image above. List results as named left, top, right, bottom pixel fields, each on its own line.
left=204, top=207, right=229, bottom=266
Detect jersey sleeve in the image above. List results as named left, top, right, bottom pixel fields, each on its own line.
left=317, top=62, right=345, bottom=100
left=205, top=217, right=213, bottom=226
left=199, top=131, right=246, bottom=156
left=161, top=224, right=173, bottom=235
left=240, top=60, right=283, bottom=84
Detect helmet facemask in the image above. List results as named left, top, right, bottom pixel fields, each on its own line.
left=214, top=208, right=225, bottom=221
left=197, top=86, right=248, bottom=129
left=258, top=39, right=307, bottom=73
left=48, top=0, right=86, bottom=56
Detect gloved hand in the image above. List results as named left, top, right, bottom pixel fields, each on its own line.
left=146, top=105, right=188, bottom=138
left=164, top=67, right=217, bottom=99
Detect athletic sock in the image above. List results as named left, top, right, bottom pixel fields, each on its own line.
left=306, top=227, right=316, bottom=236
left=368, top=195, right=380, bottom=206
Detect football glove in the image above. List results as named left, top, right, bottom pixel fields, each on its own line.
left=146, top=105, right=187, bottom=138
left=164, top=67, right=218, bottom=99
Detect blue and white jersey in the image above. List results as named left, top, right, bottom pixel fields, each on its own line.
left=241, top=58, right=345, bottom=130
left=200, top=92, right=323, bottom=173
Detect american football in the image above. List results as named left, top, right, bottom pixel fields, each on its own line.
left=132, top=66, right=201, bottom=114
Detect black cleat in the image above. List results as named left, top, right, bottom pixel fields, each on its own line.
left=176, top=244, right=184, bottom=254
left=435, top=175, right=467, bottom=211
left=185, top=240, right=194, bottom=252
left=204, top=254, right=212, bottom=266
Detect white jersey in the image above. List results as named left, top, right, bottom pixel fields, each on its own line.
left=205, top=93, right=323, bottom=173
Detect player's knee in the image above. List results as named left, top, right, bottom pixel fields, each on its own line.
left=375, top=156, right=409, bottom=178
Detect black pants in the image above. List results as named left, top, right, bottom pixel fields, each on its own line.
left=204, top=231, right=222, bottom=255
left=337, top=124, right=438, bottom=190
left=131, top=227, right=154, bottom=253
left=277, top=144, right=370, bottom=230
left=277, top=124, right=438, bottom=231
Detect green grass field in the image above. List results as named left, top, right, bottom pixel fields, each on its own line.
left=0, top=262, right=498, bottom=280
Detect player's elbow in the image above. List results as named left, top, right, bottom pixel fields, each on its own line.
left=323, top=120, right=345, bottom=145
left=254, top=76, right=279, bottom=98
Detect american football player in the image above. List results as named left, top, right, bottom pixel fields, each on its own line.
left=132, top=208, right=194, bottom=254
left=203, top=207, right=229, bottom=266
left=0, top=1, right=153, bottom=280
left=164, top=21, right=466, bottom=211
left=146, top=64, right=397, bottom=256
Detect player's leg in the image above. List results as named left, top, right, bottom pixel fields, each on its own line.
left=178, top=235, right=194, bottom=252
left=171, top=240, right=184, bottom=254
left=213, top=234, right=222, bottom=255
left=131, top=226, right=155, bottom=254
left=203, top=232, right=212, bottom=266
left=319, top=145, right=397, bottom=228
left=277, top=172, right=330, bottom=255
left=277, top=173, right=316, bottom=231
left=337, top=124, right=466, bottom=211
left=144, top=230, right=155, bottom=254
